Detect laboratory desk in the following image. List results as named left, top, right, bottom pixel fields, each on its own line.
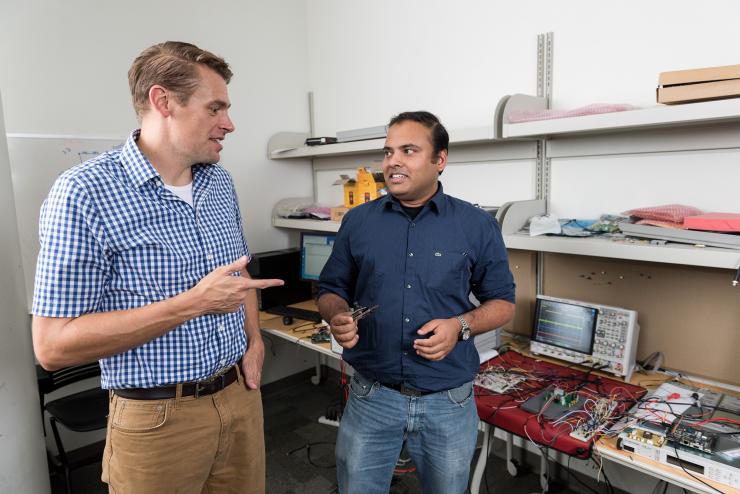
left=260, top=305, right=738, bottom=493
left=259, top=300, right=338, bottom=385
left=471, top=349, right=739, bottom=494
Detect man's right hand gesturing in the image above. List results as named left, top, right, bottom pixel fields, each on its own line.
left=192, top=256, right=284, bottom=315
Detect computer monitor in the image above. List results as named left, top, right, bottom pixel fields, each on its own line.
left=531, top=297, right=597, bottom=355
left=300, top=232, right=336, bottom=281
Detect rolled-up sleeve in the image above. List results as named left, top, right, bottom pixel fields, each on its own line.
left=471, top=216, right=516, bottom=304
left=33, top=175, right=109, bottom=317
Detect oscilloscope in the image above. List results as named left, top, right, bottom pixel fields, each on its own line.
left=529, top=295, right=640, bottom=381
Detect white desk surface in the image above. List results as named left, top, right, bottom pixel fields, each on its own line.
left=595, top=434, right=739, bottom=494
left=259, top=301, right=339, bottom=360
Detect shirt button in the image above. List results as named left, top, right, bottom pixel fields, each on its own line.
left=408, top=252, right=414, bottom=257
left=406, top=284, right=412, bottom=289
left=411, top=223, right=415, bottom=228
left=403, top=351, right=408, bottom=356
left=404, top=317, right=410, bottom=323
left=207, top=253, right=214, bottom=260
left=218, top=324, right=225, bottom=331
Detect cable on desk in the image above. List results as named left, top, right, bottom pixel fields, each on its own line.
left=591, top=456, right=614, bottom=494
left=261, top=333, right=277, bottom=357
left=669, top=442, right=728, bottom=494
left=483, top=425, right=496, bottom=494
left=566, top=455, right=602, bottom=494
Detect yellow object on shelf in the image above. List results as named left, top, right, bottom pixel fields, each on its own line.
left=333, top=167, right=386, bottom=209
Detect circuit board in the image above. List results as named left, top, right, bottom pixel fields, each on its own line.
left=623, top=426, right=667, bottom=448
left=568, top=400, right=619, bottom=443
left=521, top=387, right=587, bottom=420
left=668, top=422, right=717, bottom=454
left=475, top=372, right=526, bottom=394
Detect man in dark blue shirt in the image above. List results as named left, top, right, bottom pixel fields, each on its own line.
left=318, top=111, right=516, bottom=494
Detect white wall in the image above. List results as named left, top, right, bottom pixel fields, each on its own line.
left=0, top=93, right=50, bottom=494
left=0, top=0, right=313, bottom=254
left=305, top=0, right=740, bottom=133
left=303, top=0, right=740, bottom=217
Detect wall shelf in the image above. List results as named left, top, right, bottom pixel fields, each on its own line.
left=272, top=217, right=340, bottom=233
left=500, top=95, right=740, bottom=139
left=269, top=97, right=740, bottom=271
left=267, top=125, right=500, bottom=160
left=504, top=233, right=740, bottom=269
left=269, top=137, right=384, bottom=159
left=273, top=215, right=740, bottom=270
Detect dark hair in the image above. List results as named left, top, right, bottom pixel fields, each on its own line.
left=128, top=41, right=233, bottom=119
left=388, top=111, right=449, bottom=158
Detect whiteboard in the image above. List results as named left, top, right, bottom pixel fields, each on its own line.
left=7, top=134, right=125, bottom=310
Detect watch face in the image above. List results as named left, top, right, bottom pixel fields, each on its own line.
left=462, top=329, right=471, bottom=341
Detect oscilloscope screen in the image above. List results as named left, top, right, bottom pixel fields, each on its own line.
left=532, top=298, right=598, bottom=355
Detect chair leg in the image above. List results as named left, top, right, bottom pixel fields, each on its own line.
left=64, top=466, right=72, bottom=494
left=49, top=417, right=72, bottom=494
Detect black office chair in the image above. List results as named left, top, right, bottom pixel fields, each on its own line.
left=36, top=362, right=109, bottom=494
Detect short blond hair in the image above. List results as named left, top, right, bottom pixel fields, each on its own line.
left=128, top=41, right=232, bottom=119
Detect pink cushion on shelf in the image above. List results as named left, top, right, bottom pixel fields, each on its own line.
left=507, top=104, right=635, bottom=123
left=635, top=219, right=684, bottom=229
left=683, top=213, right=740, bottom=232
left=622, top=204, right=703, bottom=223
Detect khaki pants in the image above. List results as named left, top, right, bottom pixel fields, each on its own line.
left=102, top=368, right=265, bottom=493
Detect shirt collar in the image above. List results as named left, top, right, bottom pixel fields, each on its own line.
left=382, top=181, right=446, bottom=214
left=119, top=129, right=160, bottom=188
left=120, top=129, right=214, bottom=189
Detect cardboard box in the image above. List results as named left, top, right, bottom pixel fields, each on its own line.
left=657, top=64, right=740, bottom=104
left=333, top=167, right=386, bottom=208
left=330, top=207, right=348, bottom=222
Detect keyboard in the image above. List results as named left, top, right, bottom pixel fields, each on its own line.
left=265, top=305, right=323, bottom=323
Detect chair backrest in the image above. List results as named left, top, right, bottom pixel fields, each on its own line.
left=37, top=362, right=102, bottom=396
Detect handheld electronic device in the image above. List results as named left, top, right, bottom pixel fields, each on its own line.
left=529, top=295, right=640, bottom=380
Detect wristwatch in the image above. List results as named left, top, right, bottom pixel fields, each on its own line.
left=456, top=315, right=471, bottom=341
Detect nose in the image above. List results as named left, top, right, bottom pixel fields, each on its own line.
left=383, top=150, right=400, bottom=166
left=221, top=112, right=235, bottom=134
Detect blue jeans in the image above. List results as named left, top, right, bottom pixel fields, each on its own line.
left=336, top=372, right=479, bottom=494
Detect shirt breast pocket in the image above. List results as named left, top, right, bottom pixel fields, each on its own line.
left=426, top=248, right=470, bottom=292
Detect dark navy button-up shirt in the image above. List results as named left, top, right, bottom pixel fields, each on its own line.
left=319, top=183, right=515, bottom=393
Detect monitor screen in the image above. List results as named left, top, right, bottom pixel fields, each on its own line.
left=532, top=298, right=597, bottom=355
left=300, top=232, right=336, bottom=281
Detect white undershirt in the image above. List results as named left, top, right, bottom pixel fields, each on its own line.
left=164, top=182, right=194, bottom=207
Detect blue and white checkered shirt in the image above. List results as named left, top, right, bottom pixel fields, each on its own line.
left=33, top=130, right=250, bottom=389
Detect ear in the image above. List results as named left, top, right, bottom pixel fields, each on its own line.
left=148, top=85, right=171, bottom=117
left=435, top=149, right=448, bottom=173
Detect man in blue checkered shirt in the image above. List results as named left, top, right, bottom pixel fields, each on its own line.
left=31, top=41, right=282, bottom=493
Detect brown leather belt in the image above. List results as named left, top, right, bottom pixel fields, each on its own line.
left=113, top=366, right=238, bottom=400
left=381, top=382, right=435, bottom=397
